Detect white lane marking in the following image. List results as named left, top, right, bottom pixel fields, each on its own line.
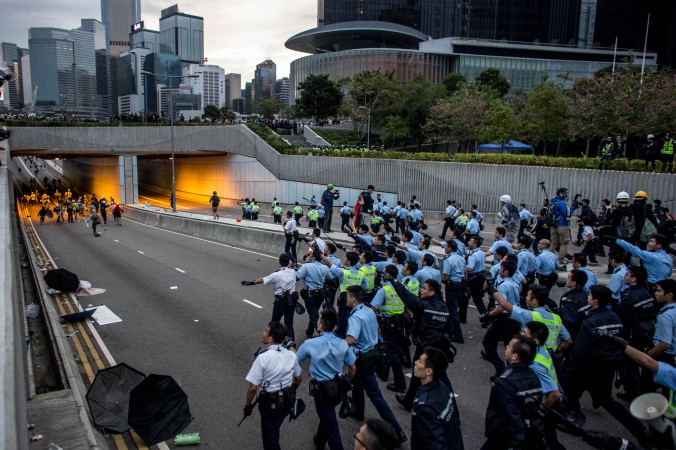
left=175, top=268, right=186, bottom=273
left=242, top=299, right=263, bottom=309
left=170, top=286, right=178, bottom=290
left=125, top=218, right=278, bottom=260
left=138, top=250, right=144, bottom=254
left=114, top=239, right=119, bottom=242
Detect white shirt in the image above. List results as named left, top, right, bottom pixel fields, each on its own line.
left=263, top=267, right=298, bottom=295
left=284, top=218, right=297, bottom=234
left=246, top=344, right=302, bottom=391
left=311, top=237, right=327, bottom=253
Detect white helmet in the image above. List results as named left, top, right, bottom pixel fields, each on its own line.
left=616, top=191, right=630, bottom=204
left=499, top=195, right=511, bottom=203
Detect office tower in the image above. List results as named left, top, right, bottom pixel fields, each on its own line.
left=21, top=54, right=32, bottom=109
left=244, top=82, right=252, bottom=114
left=101, top=0, right=141, bottom=113
left=274, top=77, right=290, bottom=108
left=224, top=73, right=241, bottom=109
left=28, top=28, right=75, bottom=114
left=78, top=19, right=109, bottom=114
left=159, top=4, right=204, bottom=64
left=141, top=52, right=182, bottom=114
left=130, top=27, right=160, bottom=53
left=0, top=42, right=28, bottom=111
left=183, top=64, right=225, bottom=109
left=116, top=47, right=152, bottom=114
left=253, top=59, right=276, bottom=102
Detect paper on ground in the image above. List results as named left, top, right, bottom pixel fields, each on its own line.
left=87, top=305, right=122, bottom=325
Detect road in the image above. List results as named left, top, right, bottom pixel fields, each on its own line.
left=24, top=198, right=638, bottom=450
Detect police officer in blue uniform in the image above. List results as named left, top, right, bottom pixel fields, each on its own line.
left=344, top=285, right=407, bottom=444
left=295, top=310, right=356, bottom=450
left=465, top=235, right=487, bottom=319
left=442, top=240, right=467, bottom=344
left=558, top=269, right=589, bottom=340
left=482, top=335, right=544, bottom=450
left=243, top=322, right=302, bottom=450
left=615, top=234, right=673, bottom=293
left=296, top=250, right=332, bottom=339
left=410, top=347, right=464, bottom=450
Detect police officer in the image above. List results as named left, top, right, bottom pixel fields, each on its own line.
left=242, top=254, right=299, bottom=341
left=297, top=250, right=332, bottom=339
left=273, top=202, right=283, bottom=224
left=295, top=310, right=356, bottom=450
left=558, top=269, right=589, bottom=340
left=410, top=347, right=463, bottom=450
left=482, top=335, right=544, bottom=450
left=388, top=277, right=453, bottom=410
left=615, top=234, right=673, bottom=293
left=284, top=211, right=299, bottom=267
left=565, top=286, right=649, bottom=445
left=252, top=201, right=261, bottom=220
left=466, top=235, right=488, bottom=318
left=293, top=202, right=303, bottom=223
left=321, top=251, right=367, bottom=338
left=415, top=254, right=442, bottom=286
left=370, top=265, right=408, bottom=393
left=243, top=322, right=302, bottom=450
left=344, top=285, right=407, bottom=444
left=614, top=265, right=655, bottom=400
left=339, top=202, right=353, bottom=233
left=607, top=250, right=628, bottom=301
left=514, top=236, right=536, bottom=286
left=485, top=227, right=512, bottom=264
left=359, top=252, right=377, bottom=301
left=661, top=132, right=674, bottom=173
left=534, top=239, right=559, bottom=295
left=442, top=240, right=467, bottom=344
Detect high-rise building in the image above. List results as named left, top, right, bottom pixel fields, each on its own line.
left=0, top=42, right=28, bottom=111
left=116, top=47, right=152, bottom=114
left=21, top=54, right=32, bottom=110
left=78, top=19, right=109, bottom=114
left=244, top=82, right=252, bottom=114
left=101, top=0, right=141, bottom=113
left=159, top=4, right=204, bottom=65
left=130, top=27, right=160, bottom=53
left=183, top=64, right=225, bottom=110
left=224, top=73, right=241, bottom=109
left=253, top=59, right=276, bottom=102
left=28, top=28, right=76, bottom=114
left=274, top=77, right=290, bottom=108
left=141, top=52, right=182, bottom=115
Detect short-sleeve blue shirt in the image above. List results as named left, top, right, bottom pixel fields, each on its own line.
left=607, top=264, right=627, bottom=299
left=467, top=248, right=486, bottom=273
left=347, top=304, right=379, bottom=354
left=530, top=346, right=558, bottom=393
left=296, top=332, right=356, bottom=382
left=654, top=304, right=676, bottom=355
left=442, top=253, right=466, bottom=283
left=297, top=261, right=330, bottom=290
left=536, top=250, right=558, bottom=275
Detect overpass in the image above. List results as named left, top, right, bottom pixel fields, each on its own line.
left=6, top=124, right=676, bottom=212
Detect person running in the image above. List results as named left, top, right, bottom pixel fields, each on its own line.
left=210, top=191, right=220, bottom=219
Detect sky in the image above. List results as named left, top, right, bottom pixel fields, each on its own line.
left=0, top=0, right=317, bottom=82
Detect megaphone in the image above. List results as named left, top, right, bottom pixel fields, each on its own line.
left=630, top=393, right=676, bottom=440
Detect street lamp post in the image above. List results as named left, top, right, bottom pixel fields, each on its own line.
left=141, top=70, right=198, bottom=212
left=358, top=105, right=371, bottom=149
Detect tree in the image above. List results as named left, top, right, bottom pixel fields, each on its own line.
left=442, top=73, right=466, bottom=95
left=202, top=104, right=221, bottom=122
left=253, top=99, right=283, bottom=119
left=383, top=115, right=409, bottom=148
left=342, top=70, right=401, bottom=142
left=478, top=100, right=522, bottom=153
left=295, top=74, right=342, bottom=121
left=476, top=68, right=511, bottom=98
left=520, top=80, right=570, bottom=155
left=398, top=77, right=446, bottom=150
left=425, top=83, right=489, bottom=152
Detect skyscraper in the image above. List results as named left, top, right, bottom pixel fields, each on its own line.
left=274, top=77, right=290, bottom=108
left=0, top=42, right=29, bottom=111
left=159, top=4, right=204, bottom=65
left=225, top=73, right=241, bottom=109
left=253, top=59, right=276, bottom=102
left=183, top=64, right=225, bottom=110
left=101, top=0, right=141, bottom=113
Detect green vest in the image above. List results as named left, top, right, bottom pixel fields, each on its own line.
left=533, top=350, right=558, bottom=386
left=308, top=210, right=319, bottom=221
left=252, top=204, right=260, bottom=213
left=456, top=215, right=468, bottom=226
left=531, top=310, right=564, bottom=352
left=663, top=139, right=674, bottom=156
left=601, top=142, right=613, bottom=155
left=360, top=265, right=377, bottom=291
left=274, top=206, right=282, bottom=215
left=667, top=390, right=676, bottom=420
left=380, top=284, right=405, bottom=315
left=403, top=277, right=420, bottom=295
left=293, top=205, right=302, bottom=215
left=340, top=268, right=365, bottom=293
left=371, top=215, right=382, bottom=224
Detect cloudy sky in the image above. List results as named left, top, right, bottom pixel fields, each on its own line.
left=1, top=0, right=317, bottom=81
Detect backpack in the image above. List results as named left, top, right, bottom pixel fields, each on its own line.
left=617, top=215, right=636, bottom=239
left=640, top=219, right=657, bottom=242
left=210, top=195, right=220, bottom=206
left=544, top=201, right=558, bottom=226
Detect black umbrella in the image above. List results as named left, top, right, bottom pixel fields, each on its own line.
left=44, top=268, right=80, bottom=293
left=86, top=363, right=146, bottom=433
left=128, top=374, right=192, bottom=446
left=61, top=308, right=96, bottom=322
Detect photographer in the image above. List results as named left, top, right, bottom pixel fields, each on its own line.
left=549, top=188, right=577, bottom=268
left=321, top=184, right=340, bottom=232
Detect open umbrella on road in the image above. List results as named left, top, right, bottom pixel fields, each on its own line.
left=128, top=374, right=192, bottom=446
left=86, top=363, right=146, bottom=433
left=44, top=268, right=80, bottom=293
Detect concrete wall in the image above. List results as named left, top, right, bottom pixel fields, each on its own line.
left=62, top=155, right=138, bottom=203
left=8, top=125, right=676, bottom=212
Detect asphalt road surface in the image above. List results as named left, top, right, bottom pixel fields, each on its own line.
left=24, top=200, right=641, bottom=450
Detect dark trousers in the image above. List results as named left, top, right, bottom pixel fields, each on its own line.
left=352, top=358, right=403, bottom=434
left=340, top=215, right=352, bottom=233
left=381, top=325, right=406, bottom=387
left=309, top=219, right=317, bottom=228
left=274, top=214, right=282, bottom=224
left=304, top=292, right=323, bottom=338
left=100, top=210, right=107, bottom=224
left=284, top=235, right=297, bottom=264
left=401, top=346, right=453, bottom=408
left=537, top=273, right=557, bottom=297
left=259, top=406, right=288, bottom=450
left=662, top=154, right=674, bottom=173
left=482, top=316, right=521, bottom=375
left=323, top=208, right=333, bottom=231
left=92, top=220, right=100, bottom=234
left=581, top=240, right=598, bottom=263
left=440, top=218, right=454, bottom=239
left=566, top=362, right=647, bottom=443
left=272, top=298, right=295, bottom=341
left=463, top=275, right=487, bottom=320
left=395, top=218, right=406, bottom=234
left=294, top=214, right=302, bottom=223
left=336, top=293, right=350, bottom=338
left=314, top=396, right=343, bottom=450
left=445, top=284, right=464, bottom=341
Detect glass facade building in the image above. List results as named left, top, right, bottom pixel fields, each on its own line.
left=142, top=52, right=182, bottom=114
left=0, top=42, right=28, bottom=111
left=159, top=5, right=204, bottom=65
left=253, top=60, right=276, bottom=101
left=28, top=28, right=75, bottom=111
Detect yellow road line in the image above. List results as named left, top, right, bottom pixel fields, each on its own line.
left=130, top=430, right=149, bottom=450
left=113, top=434, right=129, bottom=450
